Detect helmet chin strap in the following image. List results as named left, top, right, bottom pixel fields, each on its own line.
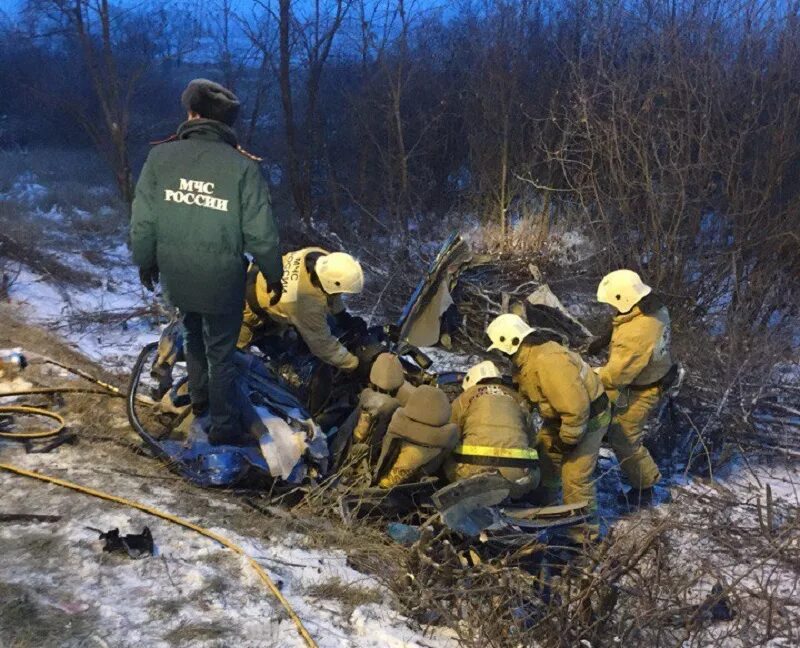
left=308, top=260, right=325, bottom=293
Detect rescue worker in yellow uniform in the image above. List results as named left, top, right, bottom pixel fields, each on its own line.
left=596, top=270, right=675, bottom=503
left=486, top=314, right=611, bottom=541
left=238, top=249, right=364, bottom=371
left=330, top=352, right=410, bottom=469
left=445, top=361, right=539, bottom=499
left=374, top=385, right=459, bottom=488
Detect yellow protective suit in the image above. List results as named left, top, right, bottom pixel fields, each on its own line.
left=445, top=383, right=539, bottom=499
left=237, top=248, right=358, bottom=370
left=514, top=340, right=610, bottom=540
left=375, top=386, right=459, bottom=488
left=599, top=301, right=671, bottom=489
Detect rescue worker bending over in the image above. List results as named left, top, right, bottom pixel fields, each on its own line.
left=374, top=385, right=459, bottom=488
left=486, top=314, right=611, bottom=541
left=131, top=79, right=282, bottom=444
left=596, top=270, right=675, bottom=501
left=445, top=361, right=539, bottom=499
left=351, top=353, right=407, bottom=445
left=238, top=248, right=363, bottom=371
left=330, top=353, right=409, bottom=468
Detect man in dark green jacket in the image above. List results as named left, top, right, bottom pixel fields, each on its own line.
left=130, top=79, right=283, bottom=443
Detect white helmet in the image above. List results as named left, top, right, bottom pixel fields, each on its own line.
left=597, top=269, right=651, bottom=313
left=463, top=360, right=502, bottom=390
left=315, top=253, right=365, bottom=294
left=486, top=313, right=534, bottom=355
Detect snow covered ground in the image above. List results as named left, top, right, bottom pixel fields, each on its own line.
left=2, top=172, right=798, bottom=646
left=7, top=246, right=161, bottom=373
left=1, top=178, right=458, bottom=647
left=0, top=440, right=457, bottom=648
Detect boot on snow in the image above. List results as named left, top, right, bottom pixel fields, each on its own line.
left=618, top=485, right=671, bottom=510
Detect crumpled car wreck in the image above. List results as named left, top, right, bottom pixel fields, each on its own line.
left=127, top=233, right=596, bottom=541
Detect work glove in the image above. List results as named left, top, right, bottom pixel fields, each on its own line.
left=553, top=436, right=578, bottom=455
left=139, top=266, right=159, bottom=292
left=268, top=280, right=283, bottom=306
left=340, top=356, right=360, bottom=373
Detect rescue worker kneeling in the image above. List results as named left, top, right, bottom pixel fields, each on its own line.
left=330, top=352, right=411, bottom=468
left=238, top=248, right=364, bottom=371
left=374, top=385, right=459, bottom=488
left=444, top=361, right=539, bottom=499
left=486, top=314, right=612, bottom=541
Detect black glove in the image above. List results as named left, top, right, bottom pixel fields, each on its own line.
left=586, top=325, right=613, bottom=356
left=139, top=266, right=159, bottom=292
left=268, top=280, right=283, bottom=306
left=554, top=437, right=578, bottom=454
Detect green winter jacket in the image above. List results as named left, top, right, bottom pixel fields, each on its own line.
left=130, top=119, right=282, bottom=314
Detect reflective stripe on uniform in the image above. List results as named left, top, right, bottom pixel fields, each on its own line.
left=452, top=444, right=538, bottom=470
left=454, top=445, right=539, bottom=461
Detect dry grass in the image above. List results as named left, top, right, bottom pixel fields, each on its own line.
left=0, top=201, right=102, bottom=288
left=162, top=622, right=231, bottom=645
left=305, top=577, right=383, bottom=615
left=0, top=581, right=97, bottom=648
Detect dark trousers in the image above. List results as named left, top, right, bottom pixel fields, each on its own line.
left=183, top=309, right=244, bottom=440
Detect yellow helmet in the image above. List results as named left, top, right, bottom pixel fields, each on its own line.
left=597, top=269, right=651, bottom=313
left=315, top=252, right=364, bottom=294
left=486, top=313, right=534, bottom=355
left=463, top=360, right=502, bottom=390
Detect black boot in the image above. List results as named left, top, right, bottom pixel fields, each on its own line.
left=618, top=486, right=657, bottom=509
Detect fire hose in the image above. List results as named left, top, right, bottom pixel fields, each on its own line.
left=0, top=404, right=65, bottom=439
left=0, top=463, right=319, bottom=648
left=0, top=387, right=116, bottom=440
left=0, top=359, right=319, bottom=647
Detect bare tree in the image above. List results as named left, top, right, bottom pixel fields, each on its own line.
left=263, top=0, right=352, bottom=229
left=23, top=0, right=176, bottom=212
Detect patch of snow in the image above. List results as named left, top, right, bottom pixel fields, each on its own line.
left=7, top=254, right=162, bottom=372
left=88, top=185, right=114, bottom=199
left=0, top=442, right=458, bottom=647
left=35, top=205, right=66, bottom=222
left=419, top=346, right=480, bottom=375
left=0, top=172, right=49, bottom=204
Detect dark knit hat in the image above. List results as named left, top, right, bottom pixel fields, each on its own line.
left=181, top=79, right=240, bottom=126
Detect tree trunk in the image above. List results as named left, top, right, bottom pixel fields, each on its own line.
left=278, top=0, right=309, bottom=228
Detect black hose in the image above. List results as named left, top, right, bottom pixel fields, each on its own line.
left=125, top=342, right=209, bottom=485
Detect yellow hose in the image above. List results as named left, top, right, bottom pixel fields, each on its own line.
left=0, top=463, right=319, bottom=648
left=0, top=405, right=65, bottom=439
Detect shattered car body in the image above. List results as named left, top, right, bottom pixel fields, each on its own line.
left=128, top=336, right=328, bottom=488
left=127, top=233, right=595, bottom=500
left=398, top=233, right=594, bottom=353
